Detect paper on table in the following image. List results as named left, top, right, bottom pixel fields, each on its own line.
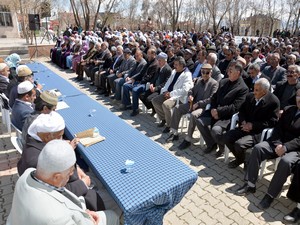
left=75, top=127, right=105, bottom=147
left=56, top=101, right=70, bottom=111
left=48, top=89, right=62, bottom=97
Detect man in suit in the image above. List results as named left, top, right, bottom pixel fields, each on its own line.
left=139, top=52, right=172, bottom=116
left=191, top=50, right=207, bottom=81
left=167, top=63, right=218, bottom=147
left=207, top=53, right=223, bottom=82
left=11, top=81, right=36, bottom=130
left=121, top=47, right=159, bottom=116
left=0, top=63, right=10, bottom=96
left=196, top=62, right=249, bottom=156
left=8, top=139, right=119, bottom=225
left=284, top=161, right=300, bottom=223
left=235, top=89, right=300, bottom=210
left=244, top=63, right=270, bottom=92
left=262, top=53, right=286, bottom=87
left=273, top=65, right=300, bottom=114
left=223, top=78, right=280, bottom=168
left=152, top=56, right=193, bottom=133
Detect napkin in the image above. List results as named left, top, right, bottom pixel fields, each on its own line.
left=75, top=127, right=105, bottom=147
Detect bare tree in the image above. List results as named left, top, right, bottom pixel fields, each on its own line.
left=227, top=0, right=248, bottom=35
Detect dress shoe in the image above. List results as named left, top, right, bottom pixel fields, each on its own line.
left=104, top=93, right=110, bottom=97
left=110, top=95, right=115, bottom=99
left=150, top=110, right=156, bottom=117
left=98, top=90, right=107, bottom=95
left=258, top=194, right=274, bottom=209
left=162, top=127, right=170, bottom=133
left=215, top=148, right=224, bottom=158
left=119, top=104, right=132, bottom=111
left=228, top=159, right=243, bottom=168
left=236, top=183, right=256, bottom=196
left=178, top=140, right=191, bottom=150
left=284, top=207, right=300, bottom=223
left=157, top=120, right=166, bottom=127
left=90, top=82, right=94, bottom=86
left=203, top=144, right=217, bottom=154
left=166, top=134, right=179, bottom=142
left=130, top=110, right=139, bottom=117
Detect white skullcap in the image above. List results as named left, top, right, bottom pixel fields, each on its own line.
left=37, top=140, right=76, bottom=174
left=0, top=63, right=8, bottom=71
left=17, top=80, right=34, bottom=94
left=28, top=111, right=65, bottom=141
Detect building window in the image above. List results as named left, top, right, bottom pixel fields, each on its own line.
left=0, top=5, right=13, bottom=27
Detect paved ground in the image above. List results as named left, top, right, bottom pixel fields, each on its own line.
left=0, top=54, right=297, bottom=224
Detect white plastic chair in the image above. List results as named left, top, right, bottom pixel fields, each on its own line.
left=224, top=112, right=239, bottom=163
left=0, top=93, right=11, bottom=133
left=10, top=123, right=23, bottom=154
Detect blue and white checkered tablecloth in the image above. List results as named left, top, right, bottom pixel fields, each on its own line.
left=28, top=63, right=198, bottom=225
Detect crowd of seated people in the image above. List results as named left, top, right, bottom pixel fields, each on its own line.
left=1, top=27, right=300, bottom=224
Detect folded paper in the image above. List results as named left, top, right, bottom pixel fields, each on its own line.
left=75, top=127, right=105, bottom=147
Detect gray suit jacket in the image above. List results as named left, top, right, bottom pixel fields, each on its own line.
left=7, top=168, right=95, bottom=225
left=117, top=55, right=136, bottom=77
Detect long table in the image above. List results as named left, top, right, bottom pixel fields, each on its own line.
left=27, top=62, right=198, bottom=225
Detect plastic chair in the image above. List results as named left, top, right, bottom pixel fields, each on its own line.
left=224, top=112, right=239, bottom=163
left=10, top=123, right=23, bottom=154
left=0, top=93, right=11, bottom=133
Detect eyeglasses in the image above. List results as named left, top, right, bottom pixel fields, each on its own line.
left=201, top=70, right=210, bottom=75
left=286, top=70, right=296, bottom=75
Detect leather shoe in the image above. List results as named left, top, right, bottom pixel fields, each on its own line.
left=150, top=110, right=156, bottom=117
left=158, top=120, right=166, bottom=127
left=162, top=127, right=170, bottom=133
left=258, top=194, right=274, bottom=209
left=236, top=183, right=256, bottom=196
left=228, top=159, right=243, bottom=168
left=130, top=110, right=139, bottom=117
left=166, top=134, right=179, bottom=142
left=203, top=144, right=217, bottom=154
left=178, top=140, right=191, bottom=150
left=98, top=90, right=107, bottom=95
left=284, top=207, right=300, bottom=223
left=215, top=148, right=224, bottom=158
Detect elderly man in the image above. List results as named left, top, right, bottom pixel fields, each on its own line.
left=206, top=52, right=222, bottom=82
left=167, top=63, right=218, bottom=147
left=224, top=78, right=280, bottom=168
left=121, top=47, right=159, bottom=116
left=139, top=52, right=172, bottom=115
left=262, top=53, right=286, bottom=86
left=235, top=89, right=300, bottom=210
left=108, top=48, right=135, bottom=100
left=152, top=56, right=193, bottom=133
left=244, top=63, right=270, bottom=92
left=251, top=49, right=263, bottom=65
left=218, top=48, right=234, bottom=77
left=0, top=62, right=10, bottom=96
left=183, top=49, right=195, bottom=72
left=11, top=81, right=36, bottom=130
left=196, top=62, right=248, bottom=155
left=283, top=54, right=297, bottom=70
left=8, top=140, right=119, bottom=225
left=191, top=50, right=207, bottom=80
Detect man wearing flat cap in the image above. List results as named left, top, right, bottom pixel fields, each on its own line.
left=17, top=112, right=110, bottom=213
left=167, top=63, right=218, bottom=147
left=8, top=140, right=119, bottom=225
left=0, top=62, right=10, bottom=96
left=11, top=81, right=36, bottom=130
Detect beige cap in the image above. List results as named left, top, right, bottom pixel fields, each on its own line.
left=201, top=63, right=213, bottom=70
left=17, top=65, right=32, bottom=77
left=40, top=91, right=58, bottom=106
left=0, top=63, right=8, bottom=71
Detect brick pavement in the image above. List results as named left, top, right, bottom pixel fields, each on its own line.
left=0, top=57, right=296, bottom=225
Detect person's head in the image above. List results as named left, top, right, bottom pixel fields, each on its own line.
left=225, top=48, right=234, bottom=61
left=201, top=63, right=212, bottom=81
left=248, top=63, right=261, bottom=78
left=88, top=41, right=95, bottom=49
left=34, top=90, right=58, bottom=113
left=197, top=50, right=207, bottom=63
left=156, top=52, right=168, bottom=68
left=16, top=65, right=34, bottom=83
left=166, top=47, right=175, bottom=57
left=95, top=42, right=102, bottom=51
left=123, top=48, right=132, bottom=60
left=296, top=89, right=300, bottom=109
left=270, top=53, right=280, bottom=67
left=0, top=63, right=9, bottom=77
left=183, top=49, right=193, bottom=60
left=17, top=81, right=36, bottom=103
left=207, top=53, right=217, bottom=66
left=116, top=45, right=123, bottom=56
left=227, top=61, right=243, bottom=82
left=244, top=52, right=252, bottom=64
left=252, top=49, right=260, bottom=59
left=28, top=111, right=65, bottom=143
left=134, top=49, right=144, bottom=62
left=286, top=65, right=300, bottom=85
left=286, top=54, right=296, bottom=66
left=147, top=47, right=157, bottom=61
left=173, top=56, right=186, bottom=73
left=254, top=78, right=270, bottom=100
left=35, top=140, right=76, bottom=187
left=236, top=56, right=247, bottom=68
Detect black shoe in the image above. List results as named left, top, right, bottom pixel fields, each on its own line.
left=284, top=207, right=300, bottom=223
left=76, top=76, right=83, bottom=81
left=130, top=110, right=139, bottom=117
left=166, top=134, right=179, bottom=142
left=119, top=105, right=132, bottom=111
left=162, top=127, right=170, bottom=133
left=158, top=120, right=166, bottom=127
left=110, top=95, right=115, bottom=99
left=150, top=110, right=156, bottom=117
left=98, top=90, right=106, bottom=95
left=258, top=194, right=274, bottom=209
left=203, top=144, right=217, bottom=154
left=90, top=82, right=94, bottom=86
left=104, top=92, right=110, bottom=97
left=236, top=183, right=256, bottom=196
left=215, top=148, right=224, bottom=158
left=178, top=140, right=191, bottom=150
left=228, top=159, right=243, bottom=168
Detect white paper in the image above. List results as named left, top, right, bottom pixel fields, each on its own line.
left=56, top=101, right=70, bottom=111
